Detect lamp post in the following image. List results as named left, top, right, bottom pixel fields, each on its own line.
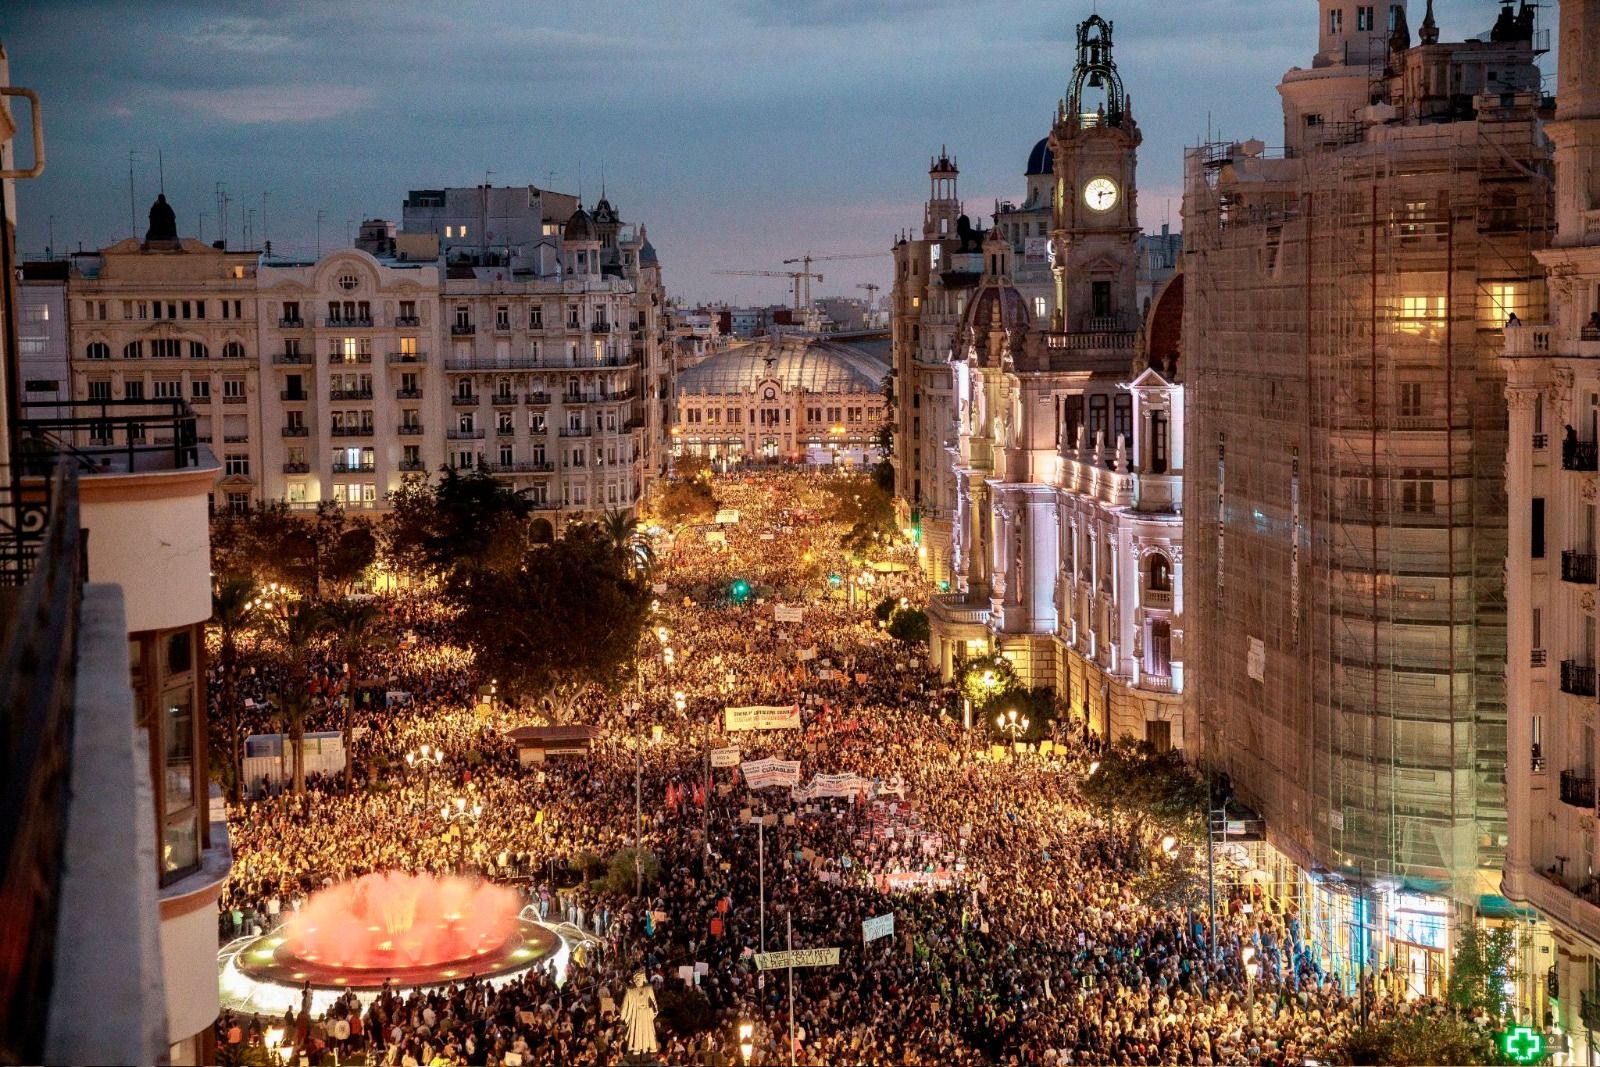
left=440, top=795, right=482, bottom=872
left=738, top=1020, right=754, bottom=1065
left=994, top=707, right=1030, bottom=743
left=406, top=744, right=442, bottom=805
left=1242, top=946, right=1260, bottom=1028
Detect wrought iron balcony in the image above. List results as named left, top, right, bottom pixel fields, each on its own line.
left=327, top=352, right=373, bottom=365
left=330, top=425, right=374, bottom=438
left=399, top=459, right=427, bottom=472
left=279, top=316, right=304, bottom=328
left=325, top=316, right=372, bottom=328
left=446, top=428, right=485, bottom=440
left=591, top=321, right=611, bottom=333
left=272, top=351, right=310, bottom=365
left=329, top=388, right=373, bottom=401
left=1561, top=770, right=1596, bottom=808
left=451, top=323, right=476, bottom=336
left=281, top=426, right=308, bottom=438
left=395, top=316, right=421, bottom=327
left=280, top=390, right=309, bottom=402
left=395, top=389, right=423, bottom=400
left=1584, top=992, right=1600, bottom=1033
left=451, top=394, right=480, bottom=406
left=398, top=425, right=424, bottom=436
left=282, top=462, right=309, bottom=474
left=560, top=426, right=592, bottom=437
left=1564, top=550, right=1598, bottom=584
left=15, top=399, right=206, bottom=476
left=1562, top=660, right=1597, bottom=697
left=388, top=351, right=427, bottom=364
left=492, top=393, right=518, bottom=406
left=331, top=461, right=375, bottom=474
left=526, top=392, right=550, bottom=405
left=1564, top=440, right=1599, bottom=471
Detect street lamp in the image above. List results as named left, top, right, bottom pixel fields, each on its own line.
left=663, top=646, right=675, bottom=669
left=406, top=744, right=442, bottom=804
left=994, top=707, right=1030, bottom=741
left=656, top=626, right=669, bottom=645
left=440, top=795, right=483, bottom=871
left=675, top=691, right=687, bottom=717
left=1242, top=946, right=1260, bottom=1027
left=739, top=1020, right=754, bottom=1064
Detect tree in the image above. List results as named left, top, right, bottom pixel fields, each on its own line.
left=211, top=578, right=263, bottom=802
left=1340, top=1011, right=1510, bottom=1066
left=887, top=607, right=930, bottom=645
left=1080, top=738, right=1209, bottom=838
left=604, top=847, right=660, bottom=895
left=449, top=523, right=650, bottom=707
left=659, top=478, right=719, bottom=527
left=326, top=598, right=391, bottom=791
left=672, top=453, right=711, bottom=480
left=823, top=473, right=896, bottom=556
left=269, top=602, right=331, bottom=795
left=381, top=466, right=533, bottom=581
left=1447, top=924, right=1519, bottom=1022
left=598, top=508, right=654, bottom=579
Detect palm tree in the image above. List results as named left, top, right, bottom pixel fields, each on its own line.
left=211, top=578, right=262, bottom=802
left=269, top=601, right=331, bottom=795
left=599, top=508, right=654, bottom=580
left=326, top=598, right=391, bottom=791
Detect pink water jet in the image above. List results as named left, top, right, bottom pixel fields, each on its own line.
left=284, top=872, right=520, bottom=971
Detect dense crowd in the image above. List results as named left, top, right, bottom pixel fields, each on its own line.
left=214, top=470, right=1427, bottom=1066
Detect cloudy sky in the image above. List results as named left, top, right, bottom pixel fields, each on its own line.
left=6, top=1, right=1543, bottom=305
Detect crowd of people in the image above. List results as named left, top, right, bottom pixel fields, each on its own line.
left=213, top=469, right=1434, bottom=1066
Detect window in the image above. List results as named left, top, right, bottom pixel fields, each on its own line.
left=189, top=341, right=209, bottom=359
left=339, top=274, right=358, bottom=291
left=191, top=378, right=211, bottom=400
left=154, top=379, right=182, bottom=399
left=1356, top=5, right=1374, bottom=31
left=530, top=411, right=547, bottom=433
left=124, top=379, right=145, bottom=400
left=226, top=493, right=250, bottom=515
left=1034, top=296, right=1047, bottom=320
left=85, top=341, right=110, bottom=360
left=1398, top=381, right=1423, bottom=418
left=1061, top=394, right=1085, bottom=449
left=223, top=378, right=246, bottom=400
left=445, top=225, right=454, bottom=238
left=530, top=305, right=543, bottom=329
left=1328, top=7, right=1343, bottom=34
left=87, top=380, right=111, bottom=401
left=497, top=411, right=514, bottom=434
left=1532, top=497, right=1545, bottom=559
left=1480, top=282, right=1530, bottom=329
left=455, top=305, right=471, bottom=329
left=1088, top=394, right=1109, bottom=445
left=496, top=305, right=510, bottom=330
left=399, top=300, right=417, bottom=322
left=222, top=341, right=245, bottom=359
left=1091, top=281, right=1112, bottom=320
left=1113, top=394, right=1133, bottom=450
left=1304, top=113, right=1324, bottom=128
left=224, top=454, right=250, bottom=477
left=282, top=301, right=300, bottom=323
left=1398, top=469, right=1435, bottom=513
left=1149, top=553, right=1173, bottom=592
left=151, top=338, right=181, bottom=359
left=458, top=412, right=476, bottom=433
left=929, top=245, right=942, bottom=270
left=123, top=340, right=143, bottom=360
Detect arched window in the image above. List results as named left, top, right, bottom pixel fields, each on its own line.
left=1148, top=553, right=1172, bottom=592
left=222, top=341, right=245, bottom=360
left=189, top=341, right=210, bottom=359
left=123, top=340, right=143, bottom=360
left=85, top=341, right=110, bottom=360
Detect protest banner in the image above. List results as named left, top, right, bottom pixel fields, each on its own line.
left=774, top=604, right=804, bottom=624
left=862, top=913, right=895, bottom=943
left=754, top=947, right=840, bottom=971
left=711, top=746, right=742, bottom=768
left=741, top=757, right=802, bottom=789
left=792, top=773, right=872, bottom=801
left=724, top=704, right=801, bottom=731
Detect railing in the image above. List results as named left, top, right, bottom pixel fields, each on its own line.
left=15, top=399, right=204, bottom=476
left=330, top=425, right=374, bottom=438
left=489, top=461, right=554, bottom=473
left=1564, top=550, right=1598, bottom=584
left=327, top=352, right=373, bottom=365
left=446, top=354, right=638, bottom=371
left=491, top=393, right=518, bottom=406
left=1531, top=748, right=1547, bottom=773
left=451, top=395, right=480, bottom=406
left=1561, top=770, right=1596, bottom=808
left=1582, top=992, right=1600, bottom=1032
left=1584, top=327, right=1600, bottom=342
left=329, top=388, right=373, bottom=401
left=0, top=464, right=82, bottom=1063
left=398, top=425, right=424, bottom=436
left=282, top=462, right=309, bottom=474
left=222, top=394, right=247, bottom=405
left=1044, top=330, right=1137, bottom=351
left=1562, top=660, right=1597, bottom=697
left=1144, top=588, right=1173, bottom=609
left=1564, top=440, right=1599, bottom=471
left=281, top=426, right=308, bottom=438
left=395, top=316, right=421, bottom=328
left=493, top=321, right=512, bottom=334
left=399, top=460, right=426, bottom=472
left=388, top=351, right=426, bottom=364
left=1533, top=433, right=1548, bottom=450
left=1139, top=673, right=1174, bottom=693
left=451, top=323, right=476, bottom=336
left=396, top=389, right=423, bottom=400
left=1532, top=648, right=1548, bottom=667
left=272, top=351, right=309, bottom=365
left=560, top=427, right=592, bottom=437
left=446, top=428, right=485, bottom=440
left=527, top=392, right=551, bottom=405
left=592, top=322, right=611, bottom=333
left=280, top=390, right=309, bottom=402
left=326, top=316, right=372, bottom=328
left=279, top=317, right=304, bottom=328
left=331, top=462, right=375, bottom=474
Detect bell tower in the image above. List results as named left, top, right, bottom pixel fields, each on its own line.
left=925, top=147, right=962, bottom=240
left=1048, top=14, right=1142, bottom=334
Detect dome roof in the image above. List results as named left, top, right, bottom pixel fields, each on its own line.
left=1025, top=137, right=1054, bottom=177
left=564, top=206, right=596, bottom=242
left=639, top=237, right=659, bottom=266
left=962, top=281, right=1030, bottom=340
left=677, top=335, right=889, bottom=396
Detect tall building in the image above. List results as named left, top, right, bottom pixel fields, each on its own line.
left=1503, top=0, right=1600, bottom=1042
left=1183, top=0, right=1549, bottom=995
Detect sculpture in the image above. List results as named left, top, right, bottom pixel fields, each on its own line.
left=619, top=970, right=659, bottom=1058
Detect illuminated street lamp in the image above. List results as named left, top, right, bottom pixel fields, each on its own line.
left=674, top=691, right=687, bottom=716
left=738, top=1021, right=755, bottom=1064
left=656, top=626, right=670, bottom=645
left=1242, top=946, right=1260, bottom=1026
left=441, top=795, right=483, bottom=870
left=406, top=744, right=443, bottom=803
left=994, top=707, right=1030, bottom=741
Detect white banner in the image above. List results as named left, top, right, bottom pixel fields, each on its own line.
left=862, top=913, right=895, bottom=943
left=724, top=704, right=801, bottom=731
left=795, top=647, right=817, bottom=661
left=754, top=947, right=840, bottom=971
left=715, top=508, right=741, bottom=525
left=711, top=746, right=741, bottom=768
left=774, top=604, right=804, bottom=624
left=741, top=757, right=802, bottom=789
left=792, top=773, right=872, bottom=801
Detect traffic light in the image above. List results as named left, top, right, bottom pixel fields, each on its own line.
left=730, top=579, right=752, bottom=603
left=827, top=573, right=842, bottom=587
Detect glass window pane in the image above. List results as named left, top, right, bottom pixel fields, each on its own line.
left=164, top=685, right=194, bottom=815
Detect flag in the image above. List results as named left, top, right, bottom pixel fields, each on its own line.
left=644, top=911, right=655, bottom=937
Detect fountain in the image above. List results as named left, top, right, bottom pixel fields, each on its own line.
left=226, top=872, right=560, bottom=998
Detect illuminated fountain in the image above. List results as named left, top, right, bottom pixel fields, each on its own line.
left=223, top=872, right=561, bottom=1008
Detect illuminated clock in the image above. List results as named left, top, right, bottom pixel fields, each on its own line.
left=1084, top=177, right=1119, bottom=212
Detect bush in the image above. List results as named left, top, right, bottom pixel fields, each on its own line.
left=887, top=608, right=930, bottom=645
left=657, top=985, right=715, bottom=1036
left=604, top=847, right=661, bottom=895
left=1340, top=1011, right=1509, bottom=1066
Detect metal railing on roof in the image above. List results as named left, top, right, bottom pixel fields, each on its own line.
left=14, top=399, right=204, bottom=476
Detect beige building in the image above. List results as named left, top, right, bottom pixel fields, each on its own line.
left=1502, top=0, right=1600, bottom=1048
left=1183, top=0, right=1548, bottom=999
left=672, top=334, right=888, bottom=467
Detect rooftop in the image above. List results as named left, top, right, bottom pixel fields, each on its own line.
left=677, top=334, right=890, bottom=395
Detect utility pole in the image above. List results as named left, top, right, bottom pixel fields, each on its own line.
left=787, top=911, right=796, bottom=1067
left=758, top=818, right=766, bottom=953
left=262, top=192, right=269, bottom=254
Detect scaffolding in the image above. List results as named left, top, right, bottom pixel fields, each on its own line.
left=1184, top=93, right=1550, bottom=921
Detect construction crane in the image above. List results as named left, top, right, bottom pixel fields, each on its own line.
left=711, top=269, right=822, bottom=311
left=856, top=282, right=881, bottom=304
left=782, top=252, right=886, bottom=307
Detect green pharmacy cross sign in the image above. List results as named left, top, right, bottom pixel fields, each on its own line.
left=1497, top=1025, right=1544, bottom=1065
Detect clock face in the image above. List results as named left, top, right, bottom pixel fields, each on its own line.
left=1084, top=177, right=1118, bottom=213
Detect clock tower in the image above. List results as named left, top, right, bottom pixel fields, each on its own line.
left=1048, top=14, right=1142, bottom=335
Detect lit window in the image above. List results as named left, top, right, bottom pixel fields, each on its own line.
left=1034, top=296, right=1047, bottom=319
left=460, top=225, right=468, bottom=238
left=1396, top=294, right=1446, bottom=334
left=445, top=226, right=454, bottom=238
left=1480, top=282, right=1530, bottom=330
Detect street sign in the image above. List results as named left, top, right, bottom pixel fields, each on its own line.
left=754, top=947, right=840, bottom=971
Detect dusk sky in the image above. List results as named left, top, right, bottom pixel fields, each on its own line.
left=7, top=0, right=1545, bottom=306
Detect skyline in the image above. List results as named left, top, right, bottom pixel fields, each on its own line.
left=7, top=0, right=1549, bottom=306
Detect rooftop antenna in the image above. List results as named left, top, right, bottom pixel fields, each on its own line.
left=158, top=149, right=165, bottom=195
left=127, top=150, right=142, bottom=237
left=261, top=192, right=269, bottom=256
left=46, top=214, right=55, bottom=259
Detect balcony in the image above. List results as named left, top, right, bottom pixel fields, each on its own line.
left=1532, top=746, right=1547, bottom=773
left=279, top=316, right=306, bottom=329
left=527, top=391, right=551, bottom=405
left=280, top=390, right=309, bottom=402
left=1583, top=992, right=1600, bottom=1033
left=1584, top=327, right=1600, bottom=343
left=388, top=351, right=427, bottom=364
left=1533, top=648, right=1548, bottom=667
left=395, top=315, right=421, bottom=327
left=560, top=426, right=592, bottom=437
left=493, top=321, right=513, bottom=334
left=272, top=351, right=309, bottom=365
left=329, top=388, right=373, bottom=402
left=1564, top=550, right=1598, bottom=584
left=1562, top=659, right=1597, bottom=697
left=282, top=462, right=309, bottom=474
left=1144, top=588, right=1173, bottom=609
left=1139, top=673, right=1174, bottom=693
left=1561, top=770, right=1596, bottom=808
left=222, top=394, right=247, bottom=405
left=452, top=394, right=481, bottom=406
left=399, top=459, right=426, bottom=472
left=398, top=425, right=424, bottom=436
left=1534, top=432, right=1549, bottom=450
left=281, top=426, right=308, bottom=438
left=446, top=428, right=485, bottom=440
left=327, top=351, right=373, bottom=365
left=222, top=433, right=249, bottom=444
left=491, top=393, right=518, bottom=406
left=489, top=461, right=555, bottom=474
left=451, top=323, right=476, bottom=336
left=396, top=388, right=423, bottom=400
left=330, top=425, right=374, bottom=438
left=591, top=321, right=611, bottom=333
left=1564, top=440, right=1599, bottom=471
left=332, top=461, right=375, bottom=474
left=325, top=316, right=372, bottom=328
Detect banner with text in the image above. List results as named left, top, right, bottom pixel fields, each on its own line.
left=724, top=704, right=801, bottom=731
left=792, top=773, right=872, bottom=801
left=741, top=758, right=802, bottom=790
left=862, top=913, right=895, bottom=943
left=774, top=604, right=804, bottom=624
left=710, top=746, right=742, bottom=768
left=754, top=947, right=841, bottom=971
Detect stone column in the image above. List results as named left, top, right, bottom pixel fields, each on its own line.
left=1504, top=383, right=1539, bottom=898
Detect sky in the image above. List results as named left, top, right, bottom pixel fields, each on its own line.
left=5, top=0, right=1547, bottom=306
